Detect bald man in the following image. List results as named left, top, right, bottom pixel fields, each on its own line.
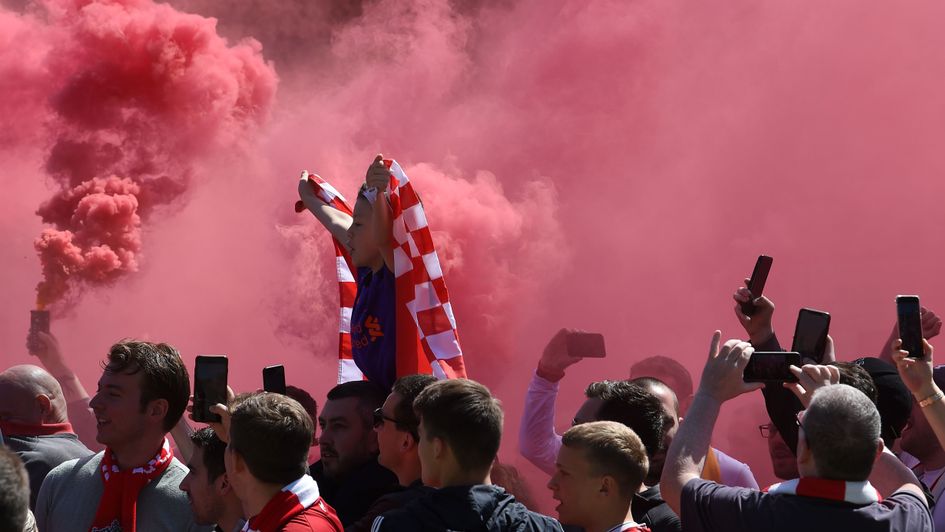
left=0, top=364, right=92, bottom=509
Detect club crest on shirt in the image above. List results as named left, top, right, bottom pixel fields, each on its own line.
left=92, top=519, right=122, bottom=532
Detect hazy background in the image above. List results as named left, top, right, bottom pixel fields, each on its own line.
left=4, top=0, right=945, bottom=510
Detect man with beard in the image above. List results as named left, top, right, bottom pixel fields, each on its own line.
left=310, top=381, right=398, bottom=526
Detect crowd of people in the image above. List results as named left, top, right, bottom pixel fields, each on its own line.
left=2, top=157, right=945, bottom=531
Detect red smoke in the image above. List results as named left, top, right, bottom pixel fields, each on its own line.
left=18, top=0, right=277, bottom=308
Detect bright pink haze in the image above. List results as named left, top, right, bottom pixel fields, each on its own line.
left=3, top=0, right=945, bottom=506
left=11, top=0, right=277, bottom=308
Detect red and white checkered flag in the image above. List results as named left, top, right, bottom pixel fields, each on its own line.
left=298, top=161, right=466, bottom=382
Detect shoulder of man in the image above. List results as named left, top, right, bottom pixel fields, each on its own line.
left=280, top=502, right=343, bottom=532
left=35, top=452, right=103, bottom=530
left=368, top=504, right=426, bottom=532
left=488, top=500, right=563, bottom=532
left=43, top=450, right=102, bottom=485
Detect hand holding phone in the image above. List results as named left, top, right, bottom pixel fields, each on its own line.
left=792, top=308, right=831, bottom=364
left=741, top=255, right=773, bottom=316
left=263, top=365, right=287, bottom=395
left=566, top=332, right=606, bottom=358
left=193, top=355, right=228, bottom=423
left=743, top=352, right=801, bottom=383
left=897, top=296, right=924, bottom=358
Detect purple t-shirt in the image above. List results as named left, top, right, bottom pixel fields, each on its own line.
left=681, top=478, right=931, bottom=532
left=351, top=266, right=397, bottom=392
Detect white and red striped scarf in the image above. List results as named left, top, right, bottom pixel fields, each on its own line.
left=382, top=159, right=466, bottom=379
left=241, top=475, right=340, bottom=532
left=90, top=438, right=173, bottom=532
left=764, top=478, right=882, bottom=505
left=296, top=171, right=361, bottom=383
left=298, top=160, right=466, bottom=382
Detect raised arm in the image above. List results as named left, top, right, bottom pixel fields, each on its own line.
left=892, top=338, right=945, bottom=455
left=878, top=307, right=941, bottom=365
left=30, top=332, right=103, bottom=451
left=661, top=332, right=762, bottom=514
left=298, top=172, right=353, bottom=248
left=365, top=155, right=395, bottom=271
left=518, top=329, right=584, bottom=475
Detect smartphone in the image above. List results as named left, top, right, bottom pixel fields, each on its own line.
left=28, top=310, right=50, bottom=353
left=897, top=295, right=924, bottom=358
left=193, top=355, right=228, bottom=423
left=791, top=308, right=831, bottom=363
left=263, top=365, right=287, bottom=395
left=743, top=352, right=801, bottom=383
left=567, top=332, right=606, bottom=358
left=741, top=255, right=774, bottom=316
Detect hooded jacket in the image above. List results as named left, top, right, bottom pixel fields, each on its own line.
left=371, top=484, right=562, bottom=532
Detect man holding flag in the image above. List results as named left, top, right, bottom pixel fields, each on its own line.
left=296, top=154, right=466, bottom=390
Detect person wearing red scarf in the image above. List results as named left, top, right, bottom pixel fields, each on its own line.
left=34, top=340, right=209, bottom=532
left=660, top=332, right=932, bottom=532
left=0, top=364, right=92, bottom=509
left=211, top=392, right=342, bottom=532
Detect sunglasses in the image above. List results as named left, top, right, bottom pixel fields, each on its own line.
left=373, top=408, right=400, bottom=428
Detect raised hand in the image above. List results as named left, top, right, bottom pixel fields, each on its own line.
left=784, top=364, right=840, bottom=408
left=536, top=328, right=585, bottom=383
left=733, top=278, right=775, bottom=345
left=697, top=331, right=763, bottom=403
left=365, top=154, right=391, bottom=192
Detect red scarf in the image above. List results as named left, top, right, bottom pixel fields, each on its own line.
left=0, top=420, right=74, bottom=436
left=90, top=438, right=173, bottom=532
left=764, top=477, right=882, bottom=505
left=242, top=474, right=341, bottom=532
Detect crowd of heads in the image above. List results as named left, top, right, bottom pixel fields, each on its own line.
left=3, top=304, right=944, bottom=532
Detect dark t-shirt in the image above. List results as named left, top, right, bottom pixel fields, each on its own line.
left=634, top=485, right=681, bottom=532
left=351, top=266, right=397, bottom=392
left=4, top=432, right=92, bottom=509
left=309, top=458, right=399, bottom=526
left=681, top=478, right=932, bottom=532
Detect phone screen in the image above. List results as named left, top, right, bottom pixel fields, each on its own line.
left=792, top=308, right=831, bottom=363
left=194, top=355, right=228, bottom=423
left=263, top=365, right=287, bottom=395
left=897, top=296, right=923, bottom=358
left=741, top=255, right=773, bottom=316
left=566, top=333, right=606, bottom=358
left=744, top=352, right=800, bottom=383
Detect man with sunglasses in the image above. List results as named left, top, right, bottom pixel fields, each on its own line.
left=346, top=375, right=437, bottom=532
left=310, top=381, right=398, bottom=526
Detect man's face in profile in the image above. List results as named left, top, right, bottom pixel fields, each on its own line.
left=318, top=397, right=378, bottom=479
left=89, top=369, right=151, bottom=448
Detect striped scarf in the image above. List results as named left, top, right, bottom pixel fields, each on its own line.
left=90, top=438, right=173, bottom=532
left=241, top=475, right=340, bottom=532
left=298, top=160, right=467, bottom=382
left=764, top=478, right=882, bottom=505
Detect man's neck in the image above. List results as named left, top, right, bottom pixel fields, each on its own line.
left=241, top=479, right=285, bottom=521
left=438, top=465, right=489, bottom=488
left=112, top=434, right=166, bottom=470
left=587, top=505, right=635, bottom=532
left=394, top=457, right=422, bottom=487
left=218, top=496, right=246, bottom=532
left=916, top=447, right=945, bottom=471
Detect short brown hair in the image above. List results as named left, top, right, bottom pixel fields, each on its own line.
left=391, top=374, right=438, bottom=441
left=413, top=379, right=502, bottom=473
left=0, top=447, right=29, bottom=532
left=229, top=392, right=313, bottom=485
left=103, top=340, right=190, bottom=432
left=562, top=421, right=648, bottom=497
